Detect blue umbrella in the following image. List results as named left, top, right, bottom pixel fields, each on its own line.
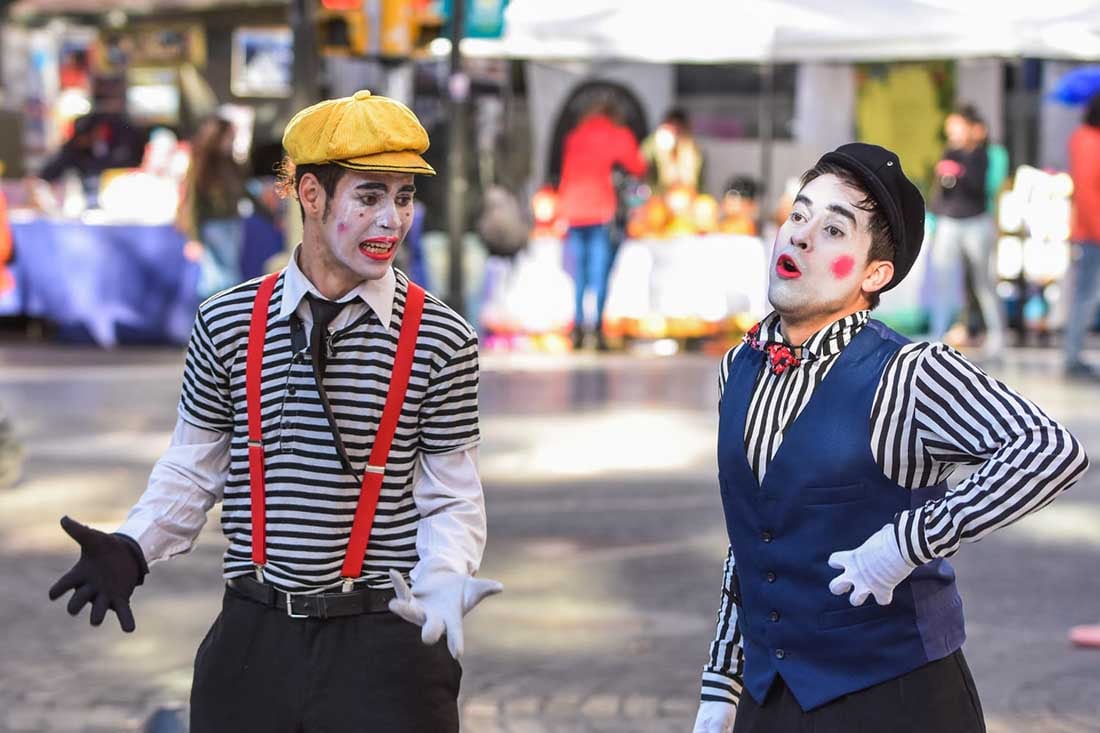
left=1051, top=65, right=1100, bottom=105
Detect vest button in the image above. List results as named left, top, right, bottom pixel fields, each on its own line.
left=768, top=610, right=780, bottom=622
left=775, top=649, right=785, bottom=659
left=288, top=385, right=297, bottom=395
left=766, top=571, right=777, bottom=583
left=761, top=531, right=773, bottom=543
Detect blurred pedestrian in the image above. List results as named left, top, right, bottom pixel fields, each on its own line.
left=956, top=117, right=1012, bottom=344
left=48, top=90, right=501, bottom=732
left=928, top=105, right=1006, bottom=361
left=718, top=176, right=762, bottom=235
left=1064, top=92, right=1100, bottom=379
left=557, top=98, right=646, bottom=350
left=694, top=142, right=1088, bottom=733
left=642, top=107, right=705, bottom=194
left=176, top=116, right=249, bottom=300
left=36, top=111, right=147, bottom=184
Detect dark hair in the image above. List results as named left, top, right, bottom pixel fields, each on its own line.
left=1085, top=92, right=1100, bottom=128
left=799, top=160, right=894, bottom=309
left=584, top=93, right=623, bottom=124
left=664, top=107, right=690, bottom=128
left=188, top=116, right=239, bottom=193
left=274, top=155, right=348, bottom=219
left=724, top=175, right=761, bottom=200
left=952, top=103, right=984, bottom=126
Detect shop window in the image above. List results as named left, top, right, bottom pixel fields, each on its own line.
left=673, top=63, right=797, bottom=140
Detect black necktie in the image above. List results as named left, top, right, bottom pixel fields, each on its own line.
left=306, top=294, right=346, bottom=376
left=305, top=294, right=357, bottom=478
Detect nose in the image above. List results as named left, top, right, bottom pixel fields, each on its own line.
left=376, top=200, right=399, bottom=230
left=791, top=230, right=811, bottom=251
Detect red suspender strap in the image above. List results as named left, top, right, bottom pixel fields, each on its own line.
left=246, top=272, right=280, bottom=576
left=340, top=282, right=426, bottom=584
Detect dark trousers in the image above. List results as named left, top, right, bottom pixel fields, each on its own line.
left=190, top=586, right=461, bottom=732
left=733, top=650, right=985, bottom=733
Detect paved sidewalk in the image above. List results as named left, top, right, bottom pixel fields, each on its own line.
left=0, top=345, right=1098, bottom=732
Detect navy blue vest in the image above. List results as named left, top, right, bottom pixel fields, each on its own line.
left=718, top=320, right=966, bottom=711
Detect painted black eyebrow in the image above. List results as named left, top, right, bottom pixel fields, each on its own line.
left=793, top=194, right=856, bottom=225
left=354, top=182, right=417, bottom=194
left=825, top=204, right=856, bottom=225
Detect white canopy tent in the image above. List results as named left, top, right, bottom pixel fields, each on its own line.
left=463, top=0, right=1100, bottom=63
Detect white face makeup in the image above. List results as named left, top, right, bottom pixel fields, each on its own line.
left=312, top=170, right=416, bottom=284
left=767, top=174, right=874, bottom=322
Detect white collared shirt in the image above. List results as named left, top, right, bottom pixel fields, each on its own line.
left=278, top=245, right=397, bottom=331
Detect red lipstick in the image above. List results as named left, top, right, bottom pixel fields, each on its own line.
left=776, top=254, right=801, bottom=279
left=358, top=236, right=399, bottom=261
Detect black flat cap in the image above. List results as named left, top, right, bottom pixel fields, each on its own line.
left=817, top=142, right=925, bottom=292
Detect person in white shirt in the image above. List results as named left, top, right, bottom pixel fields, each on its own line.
left=48, top=90, right=501, bottom=732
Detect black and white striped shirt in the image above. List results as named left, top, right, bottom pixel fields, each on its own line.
left=701, top=310, right=1089, bottom=706
left=176, top=264, right=480, bottom=592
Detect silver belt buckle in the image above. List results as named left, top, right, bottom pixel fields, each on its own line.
left=285, top=592, right=310, bottom=619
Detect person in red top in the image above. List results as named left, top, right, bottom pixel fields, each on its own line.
left=557, top=99, right=646, bottom=350
left=1065, top=92, right=1100, bottom=379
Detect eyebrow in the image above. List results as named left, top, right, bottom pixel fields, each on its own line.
left=794, top=194, right=857, bottom=225
left=354, top=182, right=417, bottom=194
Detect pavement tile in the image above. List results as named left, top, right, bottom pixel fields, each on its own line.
left=3, top=347, right=1099, bottom=732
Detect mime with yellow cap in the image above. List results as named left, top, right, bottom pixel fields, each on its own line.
left=48, top=90, right=501, bottom=731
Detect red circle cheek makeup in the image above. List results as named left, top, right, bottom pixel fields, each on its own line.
left=830, top=255, right=855, bottom=279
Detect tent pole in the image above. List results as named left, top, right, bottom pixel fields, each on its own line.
left=758, top=61, right=775, bottom=233
left=447, top=0, right=468, bottom=316
left=289, top=0, right=321, bottom=112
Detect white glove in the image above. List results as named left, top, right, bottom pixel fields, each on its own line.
left=828, top=524, right=915, bottom=606
left=692, top=700, right=736, bottom=733
left=388, top=569, right=503, bottom=660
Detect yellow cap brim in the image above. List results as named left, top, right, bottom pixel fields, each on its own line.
left=334, top=150, right=436, bottom=176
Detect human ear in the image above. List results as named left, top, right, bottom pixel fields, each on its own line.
left=861, top=260, right=894, bottom=296
left=298, top=173, right=326, bottom=219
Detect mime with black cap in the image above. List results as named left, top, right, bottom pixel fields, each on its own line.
left=692, top=143, right=1089, bottom=733
left=48, top=91, right=501, bottom=732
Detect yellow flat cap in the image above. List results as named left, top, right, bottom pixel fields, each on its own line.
left=282, top=89, right=435, bottom=176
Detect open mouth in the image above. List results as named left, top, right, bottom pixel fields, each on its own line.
left=776, top=254, right=801, bottom=279
left=358, top=237, right=398, bottom=261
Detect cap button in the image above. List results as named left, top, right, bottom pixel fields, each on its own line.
left=353, top=90, right=372, bottom=100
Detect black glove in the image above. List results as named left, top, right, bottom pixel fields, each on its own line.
left=48, top=515, right=147, bottom=632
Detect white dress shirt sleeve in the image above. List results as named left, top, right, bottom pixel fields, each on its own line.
left=115, top=415, right=230, bottom=565
left=409, top=446, right=487, bottom=582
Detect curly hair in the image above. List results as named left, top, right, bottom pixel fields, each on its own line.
left=274, top=155, right=348, bottom=219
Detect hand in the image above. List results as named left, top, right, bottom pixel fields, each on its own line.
left=48, top=516, right=146, bottom=632
left=935, top=159, right=963, bottom=178
left=182, top=240, right=205, bottom=262
left=388, top=569, right=503, bottom=660
left=828, top=524, right=914, bottom=607
left=693, top=700, right=736, bottom=733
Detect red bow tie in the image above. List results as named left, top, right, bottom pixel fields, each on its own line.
left=744, top=323, right=800, bottom=375
left=764, top=343, right=800, bottom=375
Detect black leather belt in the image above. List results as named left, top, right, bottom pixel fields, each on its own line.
left=227, top=575, right=396, bottom=619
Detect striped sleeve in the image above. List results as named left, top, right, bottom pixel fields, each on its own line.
left=700, top=546, right=745, bottom=706
left=885, top=343, right=1089, bottom=565
left=701, top=348, right=746, bottom=706
left=178, top=309, right=233, bottom=433
left=419, top=334, right=481, bottom=454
